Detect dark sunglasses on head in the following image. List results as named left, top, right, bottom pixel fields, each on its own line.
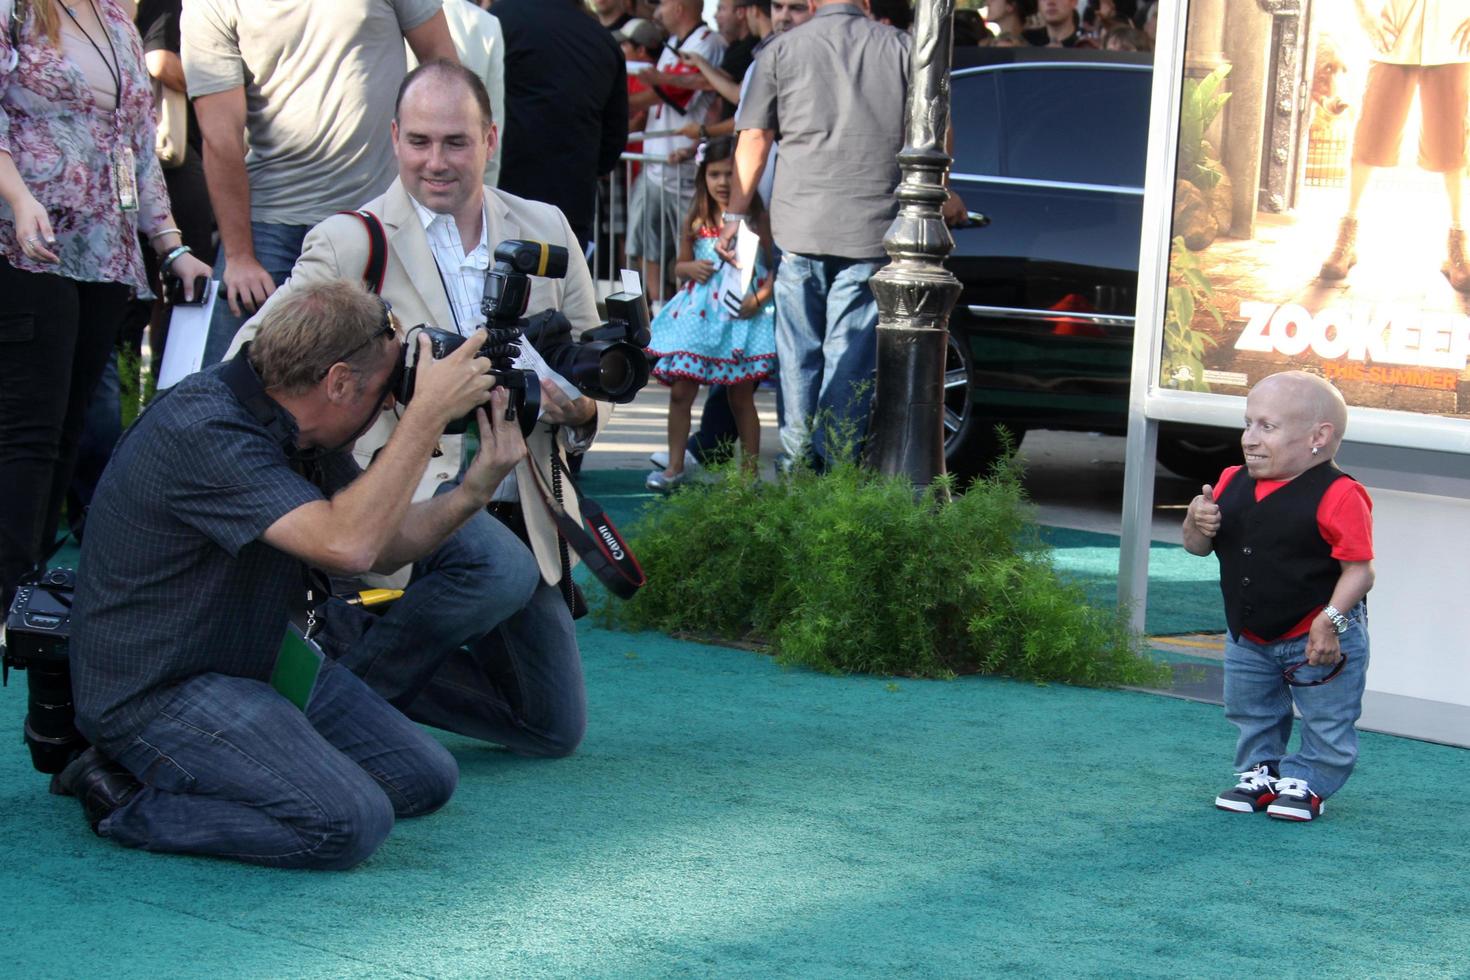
left=317, top=299, right=398, bottom=381
left=1283, top=653, right=1347, bottom=687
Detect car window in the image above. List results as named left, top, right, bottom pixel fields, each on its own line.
left=997, top=67, right=1149, bottom=187
left=950, top=73, right=1001, bottom=176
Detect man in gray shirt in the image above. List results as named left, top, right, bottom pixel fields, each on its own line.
left=184, top=0, right=458, bottom=365
left=721, top=0, right=903, bottom=467
left=720, top=0, right=960, bottom=468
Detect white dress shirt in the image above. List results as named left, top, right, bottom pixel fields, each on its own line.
left=411, top=194, right=590, bottom=502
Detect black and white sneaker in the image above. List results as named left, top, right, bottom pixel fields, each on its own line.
left=1214, top=763, right=1278, bottom=813
left=1267, top=778, right=1324, bottom=821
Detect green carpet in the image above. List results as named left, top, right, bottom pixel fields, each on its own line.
left=16, top=472, right=1459, bottom=975
left=3, top=626, right=1467, bottom=976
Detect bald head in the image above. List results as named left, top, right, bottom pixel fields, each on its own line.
left=395, top=59, right=493, bottom=130
left=1254, top=371, right=1348, bottom=448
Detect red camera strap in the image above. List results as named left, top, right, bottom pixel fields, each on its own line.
left=337, top=209, right=388, bottom=295
left=525, top=453, right=646, bottom=600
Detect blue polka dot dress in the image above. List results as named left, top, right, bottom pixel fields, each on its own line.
left=647, top=229, right=776, bottom=386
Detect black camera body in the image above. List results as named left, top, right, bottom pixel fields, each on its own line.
left=393, top=324, right=502, bottom=435
left=392, top=239, right=653, bottom=432
left=524, top=291, right=652, bottom=404
left=2, top=567, right=88, bottom=774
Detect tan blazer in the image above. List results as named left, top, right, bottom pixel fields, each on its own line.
left=228, top=178, right=612, bottom=585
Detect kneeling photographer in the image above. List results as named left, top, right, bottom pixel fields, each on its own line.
left=222, top=61, right=633, bottom=761
left=63, top=279, right=521, bottom=869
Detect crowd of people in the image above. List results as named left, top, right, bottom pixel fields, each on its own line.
left=983, top=0, right=1157, bottom=50
left=0, top=0, right=1149, bottom=868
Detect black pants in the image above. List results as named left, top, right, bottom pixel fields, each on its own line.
left=690, top=384, right=738, bottom=464
left=0, top=256, right=129, bottom=604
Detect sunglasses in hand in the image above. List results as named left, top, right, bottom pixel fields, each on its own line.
left=1283, top=653, right=1347, bottom=687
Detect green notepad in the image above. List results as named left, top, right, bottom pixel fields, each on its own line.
left=270, top=624, right=324, bottom=711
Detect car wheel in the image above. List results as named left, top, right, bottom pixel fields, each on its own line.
left=943, top=332, right=1024, bottom=484
left=1156, top=425, right=1241, bottom=484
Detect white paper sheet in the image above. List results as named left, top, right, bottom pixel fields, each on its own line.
left=156, top=279, right=219, bottom=390
left=717, top=223, right=759, bottom=317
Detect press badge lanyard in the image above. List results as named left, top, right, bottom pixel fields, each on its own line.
left=59, top=0, right=138, bottom=212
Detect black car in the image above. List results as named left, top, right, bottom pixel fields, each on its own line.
left=943, top=47, right=1236, bottom=483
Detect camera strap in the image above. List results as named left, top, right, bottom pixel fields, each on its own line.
left=338, top=209, right=388, bottom=294
left=525, top=437, right=646, bottom=600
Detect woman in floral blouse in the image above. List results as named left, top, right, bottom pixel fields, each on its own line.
left=0, top=0, right=212, bottom=607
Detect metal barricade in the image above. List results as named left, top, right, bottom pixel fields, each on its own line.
left=592, top=146, right=693, bottom=310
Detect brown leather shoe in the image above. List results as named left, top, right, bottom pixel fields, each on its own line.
left=1319, top=216, right=1358, bottom=280
left=1445, top=228, right=1470, bottom=292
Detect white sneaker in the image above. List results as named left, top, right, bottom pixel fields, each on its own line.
left=649, top=449, right=698, bottom=472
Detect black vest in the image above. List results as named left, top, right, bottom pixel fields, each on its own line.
left=1215, top=460, right=1351, bottom=640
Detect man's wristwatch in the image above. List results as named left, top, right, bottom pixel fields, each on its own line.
left=722, top=211, right=747, bottom=224
left=1322, top=604, right=1351, bottom=634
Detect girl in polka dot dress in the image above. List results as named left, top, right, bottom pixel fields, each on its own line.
left=645, top=137, right=776, bottom=491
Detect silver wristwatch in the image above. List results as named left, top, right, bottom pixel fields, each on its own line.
left=1322, top=604, right=1351, bottom=634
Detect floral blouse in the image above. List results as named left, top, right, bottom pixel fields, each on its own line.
left=0, top=0, right=171, bottom=291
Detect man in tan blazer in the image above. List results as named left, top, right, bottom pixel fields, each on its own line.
left=228, top=60, right=612, bottom=756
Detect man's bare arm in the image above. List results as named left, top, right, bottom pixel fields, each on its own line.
left=262, top=335, right=495, bottom=575
left=1304, top=560, right=1376, bottom=665
left=144, top=50, right=187, bottom=92
left=370, top=397, right=526, bottom=571
left=628, top=87, right=663, bottom=113
left=404, top=10, right=459, bottom=63
left=686, top=53, right=741, bottom=104
left=715, top=127, right=774, bottom=261
left=195, top=87, right=277, bottom=316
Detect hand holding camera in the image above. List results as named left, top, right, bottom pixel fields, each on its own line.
left=403, top=327, right=496, bottom=429
left=537, top=377, right=597, bottom=427
left=391, top=239, right=652, bottom=437
left=461, top=389, right=530, bottom=503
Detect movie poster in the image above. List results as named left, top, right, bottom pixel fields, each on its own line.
left=1161, top=0, right=1470, bottom=420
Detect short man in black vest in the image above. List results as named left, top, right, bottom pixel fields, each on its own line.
left=1183, top=371, right=1375, bottom=822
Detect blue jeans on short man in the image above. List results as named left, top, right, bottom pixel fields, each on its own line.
left=772, top=253, right=884, bottom=467
left=1223, top=602, right=1370, bottom=799
left=200, top=222, right=311, bottom=366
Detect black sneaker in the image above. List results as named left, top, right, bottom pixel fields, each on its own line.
left=1214, top=763, right=1278, bottom=813
left=1267, top=778, right=1324, bottom=821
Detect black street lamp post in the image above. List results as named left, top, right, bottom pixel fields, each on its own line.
left=864, top=0, right=962, bottom=493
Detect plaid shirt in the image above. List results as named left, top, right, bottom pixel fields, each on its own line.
left=70, top=363, right=358, bottom=757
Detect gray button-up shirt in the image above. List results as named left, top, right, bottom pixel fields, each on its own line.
left=736, top=3, right=910, bottom=259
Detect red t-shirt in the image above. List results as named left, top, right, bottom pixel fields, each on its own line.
left=1212, top=465, right=1374, bottom=640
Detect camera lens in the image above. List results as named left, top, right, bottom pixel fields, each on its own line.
left=24, top=662, right=86, bottom=774
left=599, top=352, right=632, bottom=397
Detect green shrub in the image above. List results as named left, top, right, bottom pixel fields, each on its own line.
left=117, top=345, right=157, bottom=430
left=598, top=453, right=1169, bottom=687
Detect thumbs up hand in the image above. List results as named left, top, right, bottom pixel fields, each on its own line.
left=1187, top=483, right=1222, bottom=537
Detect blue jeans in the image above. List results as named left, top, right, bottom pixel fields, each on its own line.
left=772, top=253, right=883, bottom=466
left=320, top=505, right=587, bottom=759
left=68, top=349, right=122, bottom=521
left=201, top=222, right=310, bottom=366
left=101, top=660, right=458, bottom=869
left=1223, top=603, right=1370, bottom=799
